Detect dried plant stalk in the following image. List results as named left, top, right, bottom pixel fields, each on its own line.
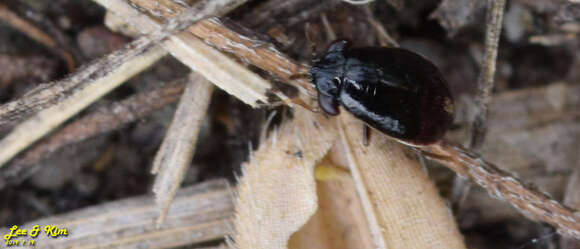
left=470, top=0, right=506, bottom=149
left=0, top=179, right=234, bottom=249
left=102, top=0, right=313, bottom=96
left=338, top=113, right=466, bottom=249
left=188, top=18, right=314, bottom=95
left=0, top=46, right=166, bottom=168
left=451, top=0, right=506, bottom=211
left=97, top=0, right=275, bottom=107
left=166, top=32, right=273, bottom=105
left=2, top=79, right=185, bottom=185
left=233, top=109, right=338, bottom=249
left=422, top=141, right=580, bottom=239
left=152, top=73, right=214, bottom=226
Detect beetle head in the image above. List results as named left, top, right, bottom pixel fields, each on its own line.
left=309, top=40, right=351, bottom=115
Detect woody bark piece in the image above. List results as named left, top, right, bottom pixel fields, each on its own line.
left=233, top=109, right=338, bottom=249
left=0, top=179, right=234, bottom=249
left=338, top=113, right=466, bottom=249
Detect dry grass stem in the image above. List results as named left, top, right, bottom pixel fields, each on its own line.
left=0, top=179, right=234, bottom=249
left=0, top=46, right=166, bottom=168
left=97, top=0, right=276, bottom=107
left=108, top=0, right=314, bottom=96
left=470, top=0, right=506, bottom=149
left=188, top=18, right=314, bottom=96
left=452, top=0, right=505, bottom=211
left=1, top=79, right=186, bottom=186
left=421, top=141, right=580, bottom=239
left=151, top=73, right=214, bottom=226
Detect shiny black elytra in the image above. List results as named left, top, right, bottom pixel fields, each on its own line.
left=309, top=40, right=454, bottom=146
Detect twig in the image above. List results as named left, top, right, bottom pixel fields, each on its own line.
left=99, top=0, right=313, bottom=96
left=1, top=179, right=234, bottom=249
left=421, top=141, right=580, bottom=239
left=470, top=0, right=506, bottom=149
left=96, top=0, right=276, bottom=107
left=151, top=73, right=214, bottom=226
left=1, top=79, right=185, bottom=186
left=0, top=2, right=76, bottom=71
left=188, top=18, right=314, bottom=96
left=451, top=0, right=506, bottom=210
left=0, top=45, right=166, bottom=168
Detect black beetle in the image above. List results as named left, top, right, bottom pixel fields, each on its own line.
left=309, top=39, right=454, bottom=146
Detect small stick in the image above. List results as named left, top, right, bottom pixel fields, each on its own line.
left=188, top=18, right=314, bottom=96
left=421, top=141, right=580, bottom=239
left=470, top=0, right=506, bottom=149
left=0, top=45, right=166, bottom=168
left=2, top=179, right=234, bottom=249
left=452, top=0, right=506, bottom=210
left=97, top=0, right=275, bottom=107
left=151, top=74, right=214, bottom=226
left=2, top=79, right=185, bottom=184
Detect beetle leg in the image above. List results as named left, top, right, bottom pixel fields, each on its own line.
left=362, top=124, right=371, bottom=146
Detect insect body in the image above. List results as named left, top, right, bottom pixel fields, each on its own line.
left=309, top=40, right=454, bottom=146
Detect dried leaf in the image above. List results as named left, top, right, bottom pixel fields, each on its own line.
left=233, top=109, right=338, bottom=249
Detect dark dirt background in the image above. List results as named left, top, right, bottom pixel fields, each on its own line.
left=1, top=0, right=579, bottom=248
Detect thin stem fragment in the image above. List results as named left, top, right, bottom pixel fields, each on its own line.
left=421, top=141, right=580, bottom=239
left=470, top=0, right=506, bottom=149
left=152, top=74, right=214, bottom=226
left=1, top=79, right=185, bottom=185
left=453, top=0, right=506, bottom=211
